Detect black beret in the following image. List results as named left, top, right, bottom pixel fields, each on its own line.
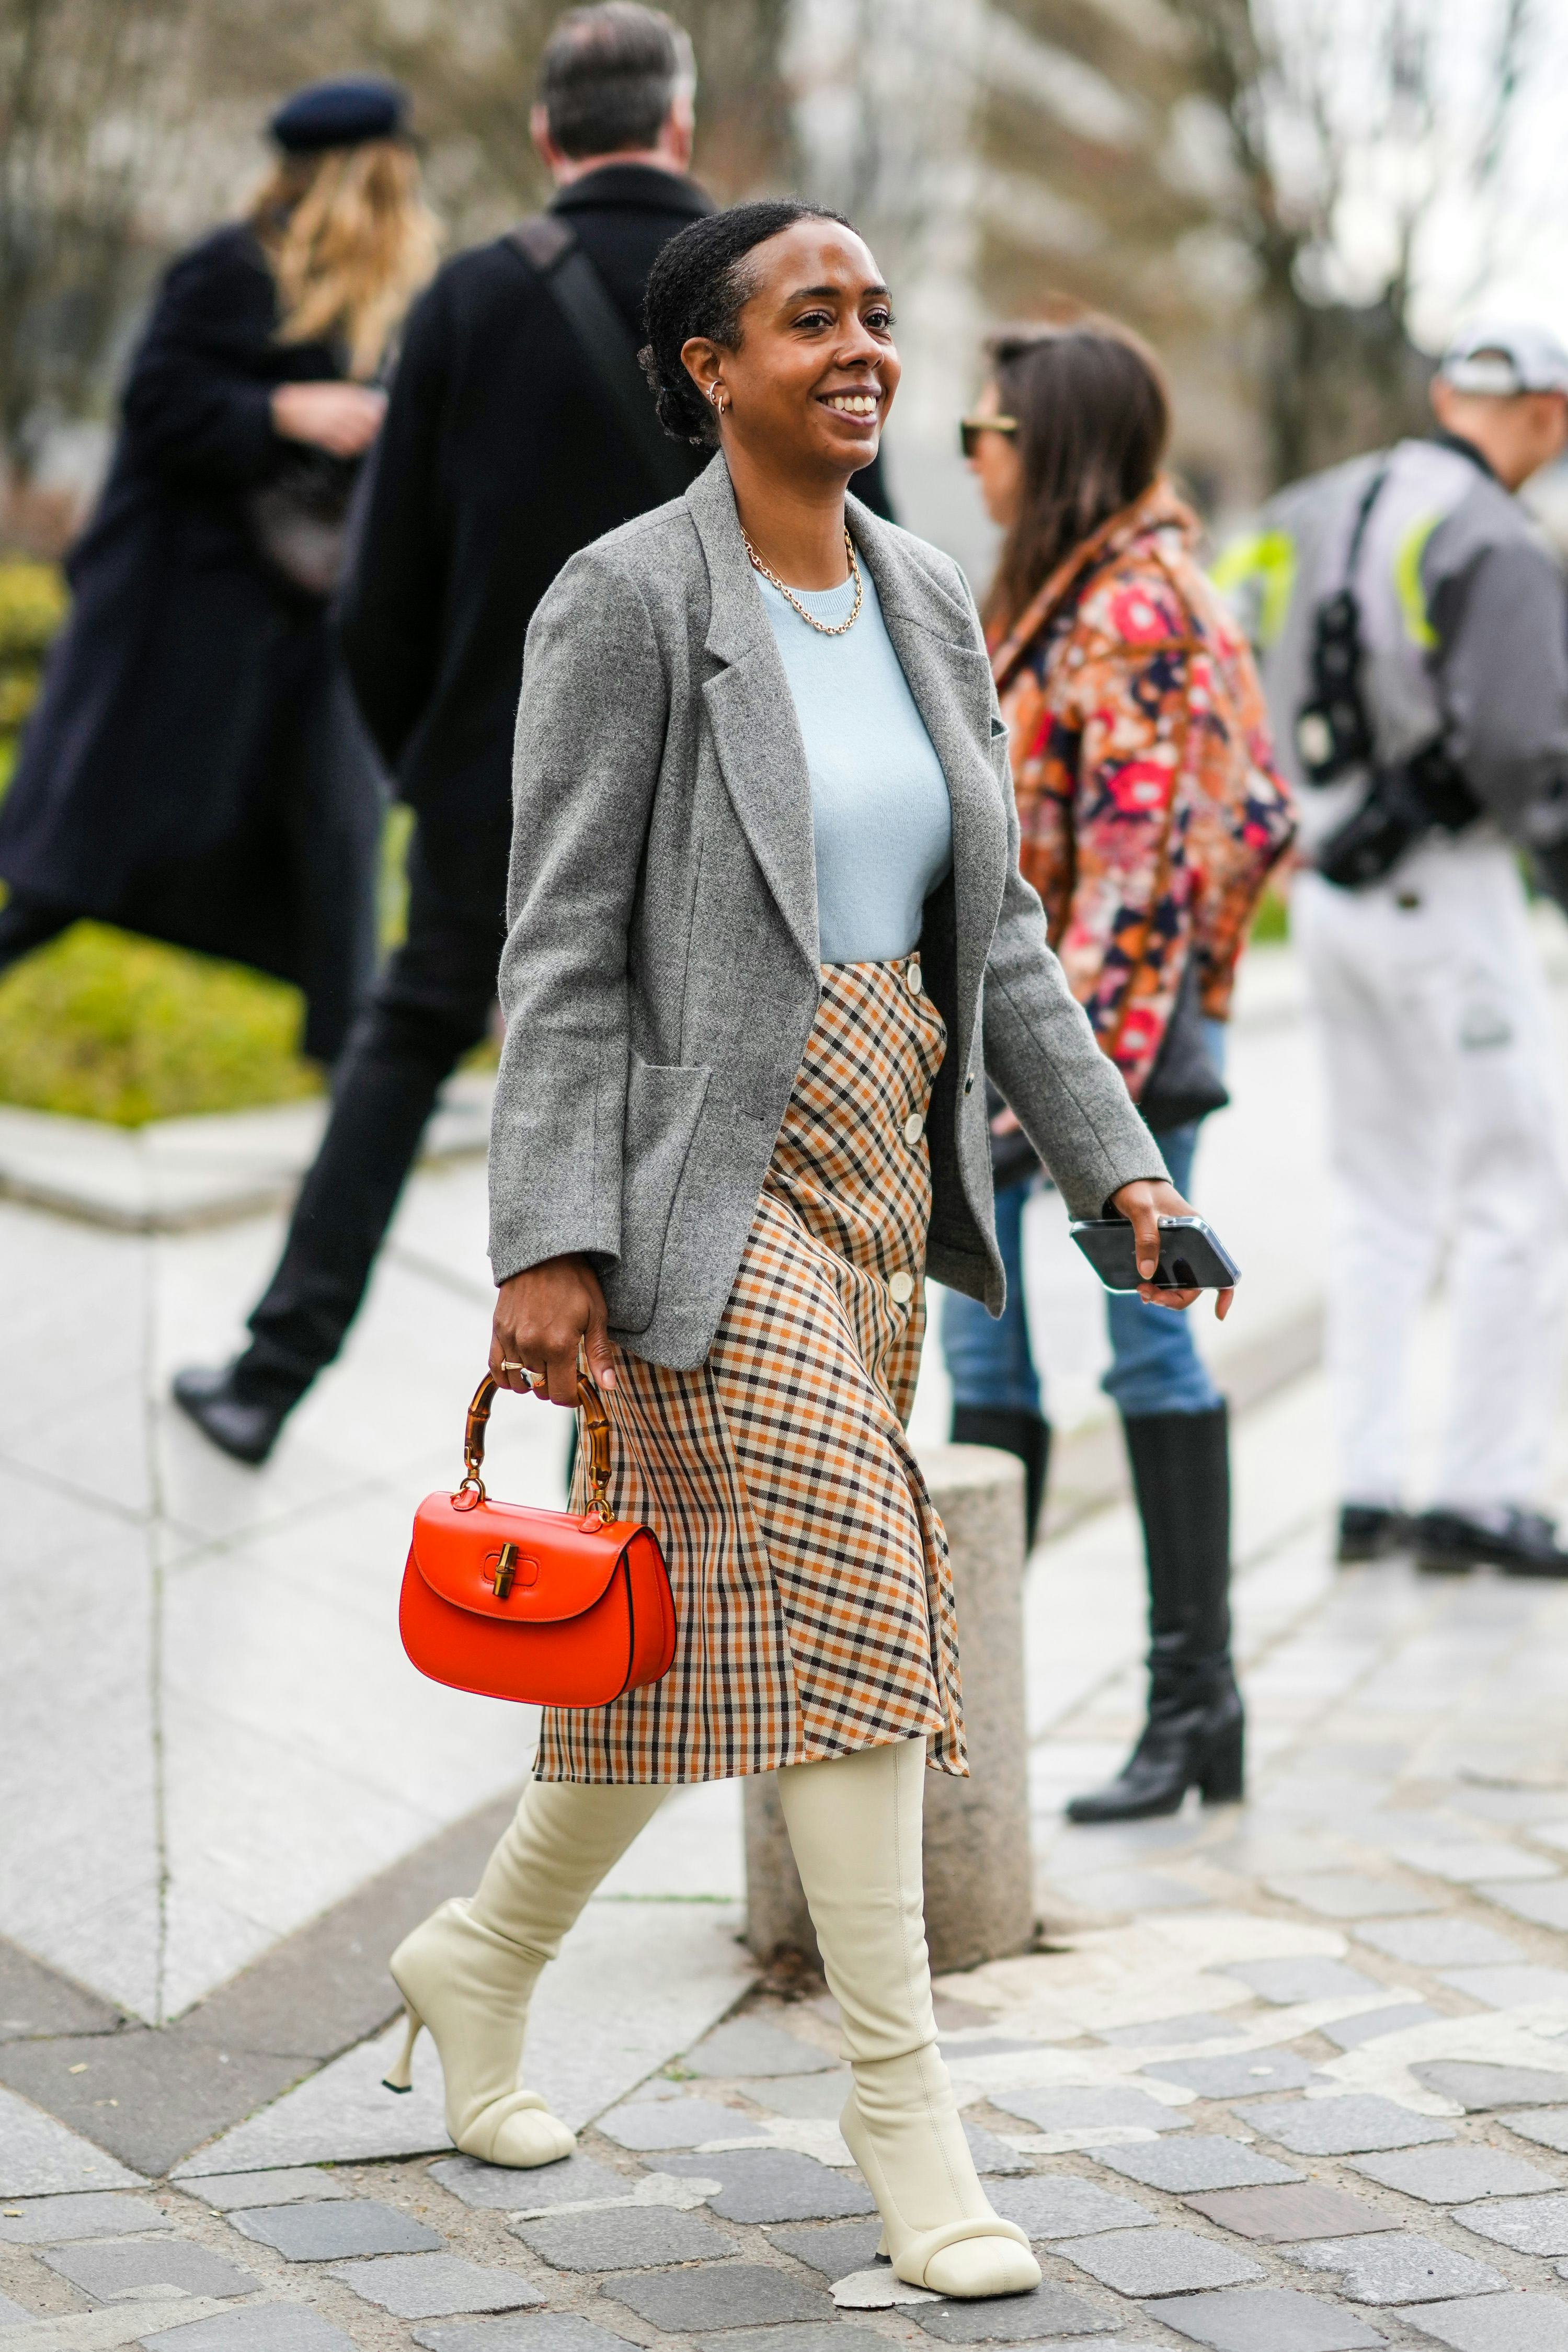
left=269, top=76, right=409, bottom=154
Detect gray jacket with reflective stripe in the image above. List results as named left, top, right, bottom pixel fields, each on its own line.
left=1217, top=437, right=1568, bottom=865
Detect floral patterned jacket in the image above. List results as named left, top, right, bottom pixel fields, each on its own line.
left=991, top=479, right=1295, bottom=1101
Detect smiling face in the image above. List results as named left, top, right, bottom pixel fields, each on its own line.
left=680, top=219, right=900, bottom=490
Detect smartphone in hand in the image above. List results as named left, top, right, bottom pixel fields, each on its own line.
left=1069, top=1214, right=1240, bottom=1293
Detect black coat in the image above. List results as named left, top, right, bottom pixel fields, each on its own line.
left=0, top=225, right=382, bottom=1058
left=339, top=163, right=891, bottom=911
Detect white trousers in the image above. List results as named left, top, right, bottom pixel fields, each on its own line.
left=1295, top=839, right=1568, bottom=1512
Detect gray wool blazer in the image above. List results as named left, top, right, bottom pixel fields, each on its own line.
left=488, top=453, right=1167, bottom=1368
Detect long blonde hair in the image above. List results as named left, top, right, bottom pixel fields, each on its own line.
left=249, top=140, right=439, bottom=380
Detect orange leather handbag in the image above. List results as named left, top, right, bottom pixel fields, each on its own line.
left=399, top=1375, right=676, bottom=1708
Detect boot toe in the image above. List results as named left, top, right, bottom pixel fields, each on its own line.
left=484, top=2109, right=577, bottom=2167
left=920, top=2236, right=1041, bottom=2298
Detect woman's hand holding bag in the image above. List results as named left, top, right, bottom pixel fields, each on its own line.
left=491, top=1253, right=616, bottom=1406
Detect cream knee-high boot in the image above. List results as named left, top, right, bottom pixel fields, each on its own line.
left=386, top=1778, right=668, bottom=2167
left=776, top=1740, right=1039, bottom=2299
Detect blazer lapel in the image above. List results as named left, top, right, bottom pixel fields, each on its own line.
left=686, top=459, right=820, bottom=972
left=848, top=501, right=1011, bottom=1027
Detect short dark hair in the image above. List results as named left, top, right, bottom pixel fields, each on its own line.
left=538, top=4, right=692, bottom=161
left=985, top=318, right=1171, bottom=629
left=640, top=199, right=855, bottom=446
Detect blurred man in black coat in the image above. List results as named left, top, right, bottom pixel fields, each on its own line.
left=176, top=2, right=892, bottom=1461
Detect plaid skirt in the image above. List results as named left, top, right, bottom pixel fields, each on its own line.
left=535, top=956, right=967, bottom=1785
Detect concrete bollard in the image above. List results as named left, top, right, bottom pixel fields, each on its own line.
left=743, top=1442, right=1034, bottom=1977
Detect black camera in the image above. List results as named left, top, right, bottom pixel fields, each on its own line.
left=1296, top=587, right=1377, bottom=782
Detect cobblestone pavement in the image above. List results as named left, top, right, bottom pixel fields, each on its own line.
left=4, top=1421, right=1568, bottom=2351
left=5, top=946, right=1568, bottom=2348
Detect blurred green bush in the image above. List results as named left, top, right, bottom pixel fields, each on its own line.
left=0, top=559, right=68, bottom=741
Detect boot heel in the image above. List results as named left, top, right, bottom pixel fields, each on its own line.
left=383, top=2006, right=422, bottom=2093
left=1199, top=1719, right=1244, bottom=1805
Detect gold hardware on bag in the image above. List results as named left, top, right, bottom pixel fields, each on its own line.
left=457, top=1364, right=614, bottom=1525
left=490, top=1542, right=519, bottom=1599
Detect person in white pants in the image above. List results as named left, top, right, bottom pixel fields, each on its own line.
left=1295, top=835, right=1568, bottom=1559
left=1223, top=318, right=1568, bottom=1573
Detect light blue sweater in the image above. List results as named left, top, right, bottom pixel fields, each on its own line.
left=757, top=562, right=953, bottom=962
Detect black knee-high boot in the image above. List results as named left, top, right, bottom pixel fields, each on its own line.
left=1066, top=1403, right=1243, bottom=1823
left=950, top=1407, right=1051, bottom=1550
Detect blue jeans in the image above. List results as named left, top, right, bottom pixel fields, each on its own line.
left=941, top=1105, right=1223, bottom=1425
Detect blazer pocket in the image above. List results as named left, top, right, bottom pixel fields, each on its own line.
left=608, top=1053, right=713, bottom=1335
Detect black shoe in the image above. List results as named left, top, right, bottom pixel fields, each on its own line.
left=1336, top=1504, right=1407, bottom=1565
left=1066, top=1405, right=1244, bottom=1823
left=1067, top=1660, right=1244, bottom=1823
left=1411, top=1505, right=1568, bottom=1578
left=171, top=1364, right=292, bottom=1465
left=951, top=1407, right=1051, bottom=1550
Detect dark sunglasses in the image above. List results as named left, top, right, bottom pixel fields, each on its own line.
left=959, top=414, right=1018, bottom=459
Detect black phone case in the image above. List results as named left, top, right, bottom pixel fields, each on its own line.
left=1069, top=1216, right=1240, bottom=1292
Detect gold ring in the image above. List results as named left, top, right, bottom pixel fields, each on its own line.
left=500, top=1360, right=524, bottom=1372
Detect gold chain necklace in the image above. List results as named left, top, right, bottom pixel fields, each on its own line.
left=742, top=527, right=863, bottom=637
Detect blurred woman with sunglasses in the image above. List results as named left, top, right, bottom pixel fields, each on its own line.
left=950, top=319, right=1294, bottom=1821
left=0, top=79, right=438, bottom=1061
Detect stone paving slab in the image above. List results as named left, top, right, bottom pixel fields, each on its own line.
left=1440, top=1970, right=1568, bottom=2011
left=602, top=2260, right=832, bottom=2331
left=908, top=2284, right=1115, bottom=2339
left=139, top=2310, right=360, bottom=2351
left=1245, top=2096, right=1457, bottom=2155
left=598, top=2099, right=765, bottom=2152
left=1268, top=1874, right=1436, bottom=1920
left=661, top=2150, right=875, bottom=2223
left=1058, top=2225, right=1263, bottom=2295
left=43, top=2239, right=260, bottom=2301
left=1143, top=2285, right=1387, bottom=2349
left=985, top=2087, right=1190, bottom=2134
left=962, top=2123, right=1032, bottom=2177
left=1418, top=2066, right=1568, bottom=2111
left=684, top=2024, right=838, bottom=2079
left=1094, top=2135, right=1304, bottom=2191
left=1479, top=1883, right=1568, bottom=1933
left=0, top=2192, right=171, bottom=2242
left=1182, top=2182, right=1391, bottom=2240
left=733, top=2074, right=851, bottom=2121
left=1453, top=2192, right=1568, bottom=2254
left=1350, top=2147, right=1564, bottom=2202
left=411, top=2317, right=638, bottom=2352
left=693, top=2330, right=892, bottom=2352
left=1354, top=1921, right=1526, bottom=1968
left=327, top=2251, right=545, bottom=2318
left=0, top=2086, right=145, bottom=2196
left=763, top=2221, right=883, bottom=2279
left=1220, top=1959, right=1387, bottom=2004
left=1321, top=2003, right=1441, bottom=2049
left=1141, top=2050, right=1318, bottom=2098
left=1285, top=2233, right=1508, bottom=2304
left=429, top=2153, right=628, bottom=2210
left=228, top=2195, right=444, bottom=2258
left=1505, top=2113, right=1568, bottom=2156
left=511, top=2207, right=737, bottom=2270
left=1398, top=2298, right=1568, bottom=2351
left=986, top=2175, right=1158, bottom=2238
left=181, top=2170, right=353, bottom=2210
left=829, top=2265, right=940, bottom=2309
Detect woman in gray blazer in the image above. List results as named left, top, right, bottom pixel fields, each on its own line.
left=386, top=201, right=1211, bottom=2296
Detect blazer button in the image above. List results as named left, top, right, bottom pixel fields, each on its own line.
left=888, top=1270, right=915, bottom=1305
left=906, top=961, right=923, bottom=996
left=903, top=1113, right=924, bottom=1145
left=963, top=1074, right=974, bottom=1095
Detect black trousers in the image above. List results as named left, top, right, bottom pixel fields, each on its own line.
left=238, top=827, right=506, bottom=1405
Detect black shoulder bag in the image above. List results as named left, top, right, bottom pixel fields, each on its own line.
left=509, top=217, right=692, bottom=504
